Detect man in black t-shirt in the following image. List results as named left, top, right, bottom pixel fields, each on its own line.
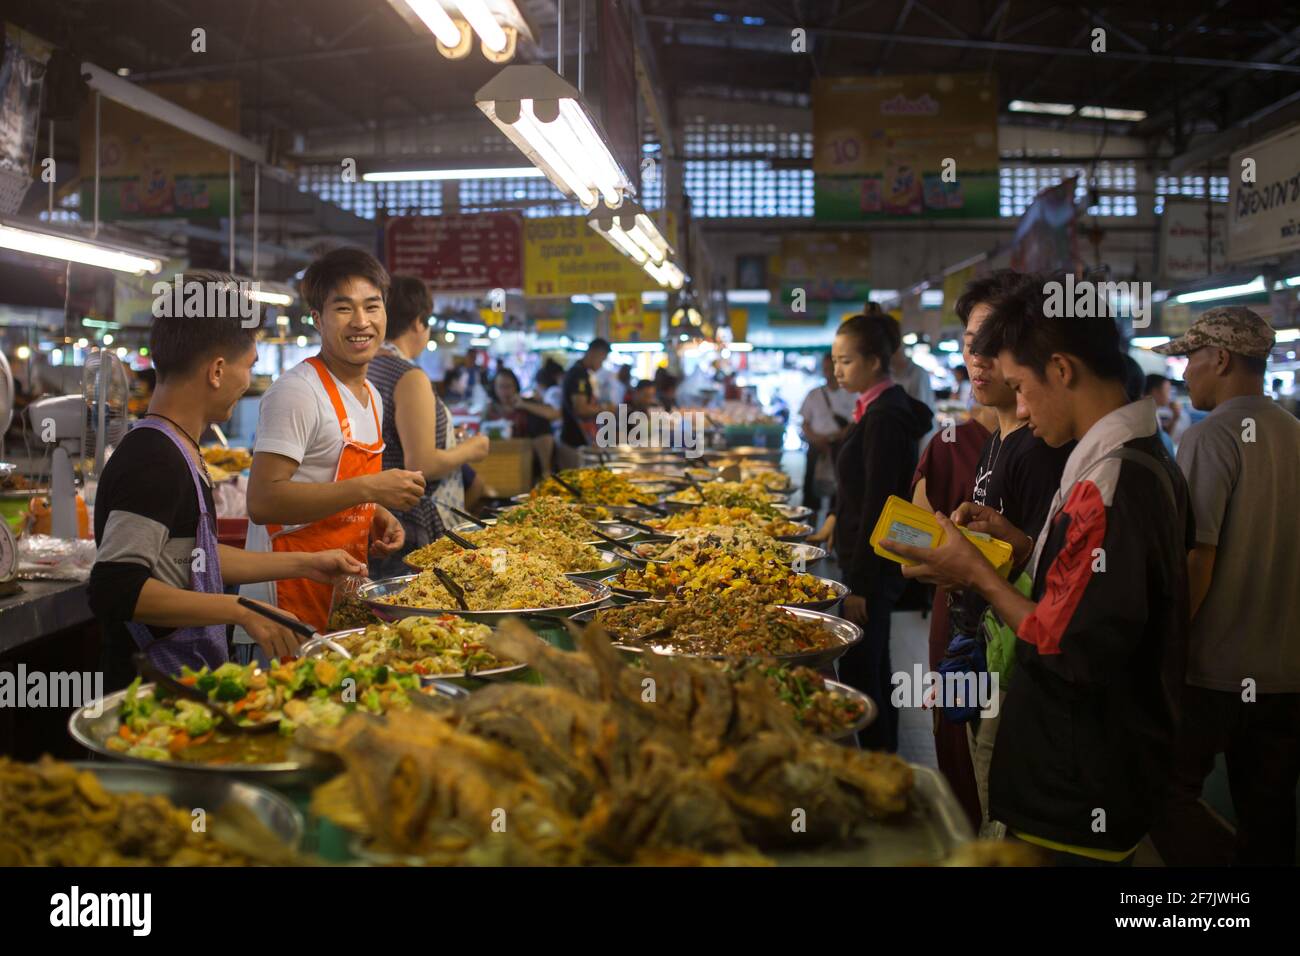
left=558, top=337, right=612, bottom=468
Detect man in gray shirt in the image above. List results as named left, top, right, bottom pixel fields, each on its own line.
left=1153, top=306, right=1299, bottom=864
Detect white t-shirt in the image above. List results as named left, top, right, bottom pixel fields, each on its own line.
left=799, top=385, right=858, bottom=486
left=236, top=359, right=382, bottom=643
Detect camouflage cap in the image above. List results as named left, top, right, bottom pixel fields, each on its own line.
left=1153, top=305, right=1276, bottom=359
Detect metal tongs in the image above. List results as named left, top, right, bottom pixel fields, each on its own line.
left=236, top=596, right=352, bottom=659
left=587, top=525, right=644, bottom=562
left=551, top=472, right=584, bottom=500
left=431, top=566, right=471, bottom=611
left=132, top=653, right=279, bottom=735
left=444, top=528, right=480, bottom=550
left=447, top=505, right=490, bottom=529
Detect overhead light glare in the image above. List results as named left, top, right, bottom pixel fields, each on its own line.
left=1174, top=277, right=1265, bottom=304
left=1008, top=100, right=1076, bottom=116
left=363, top=166, right=544, bottom=182
left=0, top=221, right=162, bottom=275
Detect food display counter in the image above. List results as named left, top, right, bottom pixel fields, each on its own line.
left=5, top=448, right=981, bottom=868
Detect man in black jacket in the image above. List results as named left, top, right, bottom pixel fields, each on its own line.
left=885, top=275, right=1192, bottom=862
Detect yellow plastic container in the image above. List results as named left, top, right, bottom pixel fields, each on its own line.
left=869, top=495, right=1015, bottom=578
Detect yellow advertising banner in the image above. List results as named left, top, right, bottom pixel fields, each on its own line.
left=610, top=294, right=659, bottom=342
left=941, top=264, right=978, bottom=329
left=523, top=215, right=673, bottom=297
left=812, top=74, right=999, bottom=221
left=728, top=307, right=749, bottom=342
left=79, top=80, right=240, bottom=219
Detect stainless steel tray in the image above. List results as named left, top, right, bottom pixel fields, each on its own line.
left=659, top=491, right=789, bottom=512
left=624, top=536, right=827, bottom=568
left=773, top=766, right=974, bottom=866
left=320, top=625, right=530, bottom=680
left=68, top=686, right=337, bottom=787
left=480, top=512, right=642, bottom=543
left=70, top=760, right=305, bottom=852
left=602, top=576, right=846, bottom=614
left=574, top=602, right=863, bottom=670
left=640, top=519, right=814, bottom=543
left=822, top=679, right=877, bottom=740
left=358, top=573, right=612, bottom=623
left=403, top=540, right=624, bottom=581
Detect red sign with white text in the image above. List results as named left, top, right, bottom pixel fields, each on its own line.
left=384, top=213, right=523, bottom=292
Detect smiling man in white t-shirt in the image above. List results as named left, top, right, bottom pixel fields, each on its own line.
left=237, top=248, right=426, bottom=654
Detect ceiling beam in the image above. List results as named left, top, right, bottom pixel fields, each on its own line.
left=875, top=0, right=916, bottom=74
left=639, top=14, right=1300, bottom=74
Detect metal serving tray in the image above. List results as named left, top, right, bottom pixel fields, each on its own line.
left=773, top=766, right=974, bottom=866
left=68, top=686, right=336, bottom=788
left=69, top=760, right=305, bottom=852
left=358, top=573, right=612, bottom=624
left=573, top=602, right=862, bottom=670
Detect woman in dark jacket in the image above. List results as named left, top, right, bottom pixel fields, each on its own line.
left=820, top=310, right=933, bottom=751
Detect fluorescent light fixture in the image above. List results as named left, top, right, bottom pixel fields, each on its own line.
left=456, top=0, right=508, bottom=54
left=645, top=259, right=685, bottom=291
left=446, top=320, right=487, bottom=334
left=81, top=318, right=121, bottom=329
left=588, top=198, right=673, bottom=266
left=937, top=340, right=959, bottom=353
left=363, top=166, right=544, bottom=182
left=1274, top=328, right=1300, bottom=343
left=610, top=342, right=663, bottom=353
left=470, top=336, right=493, bottom=346
left=1009, top=100, right=1076, bottom=116
left=82, top=63, right=269, bottom=167
left=1174, top=277, right=1265, bottom=304
left=1078, top=106, right=1147, bottom=122
left=729, top=342, right=754, bottom=352
left=726, top=290, right=770, bottom=303
left=249, top=287, right=294, bottom=307
left=477, top=65, right=635, bottom=210
left=405, top=0, right=464, bottom=48
left=868, top=289, right=899, bottom=303
left=0, top=220, right=162, bottom=275
left=921, top=290, right=944, bottom=308
left=1284, top=275, right=1300, bottom=287
left=1131, top=336, right=1172, bottom=349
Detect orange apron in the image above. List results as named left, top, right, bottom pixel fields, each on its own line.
left=268, top=357, right=383, bottom=631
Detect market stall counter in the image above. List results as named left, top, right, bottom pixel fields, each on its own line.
left=0, top=579, right=102, bottom=761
